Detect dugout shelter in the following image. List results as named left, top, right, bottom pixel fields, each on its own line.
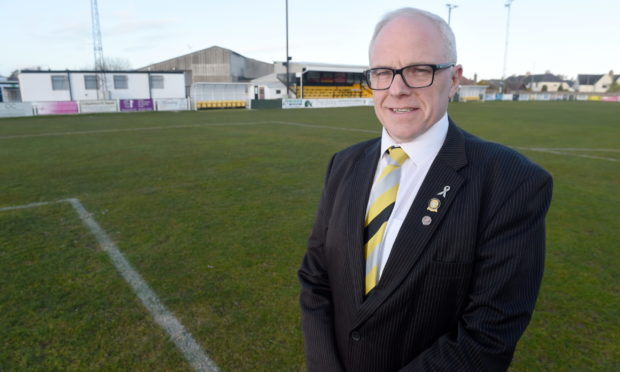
left=275, top=62, right=372, bottom=99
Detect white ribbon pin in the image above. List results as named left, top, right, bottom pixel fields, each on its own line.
left=437, top=185, right=451, bottom=198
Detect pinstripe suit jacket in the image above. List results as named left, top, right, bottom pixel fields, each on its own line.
left=298, top=119, right=553, bottom=372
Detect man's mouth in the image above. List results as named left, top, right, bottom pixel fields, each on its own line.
left=390, top=108, right=416, bottom=113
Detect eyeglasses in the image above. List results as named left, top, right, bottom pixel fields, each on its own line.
left=363, top=63, right=455, bottom=90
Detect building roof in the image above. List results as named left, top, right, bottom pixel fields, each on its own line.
left=19, top=69, right=184, bottom=74
left=577, top=74, right=603, bottom=85
left=250, top=73, right=287, bottom=89
left=529, top=73, right=563, bottom=83
left=504, top=75, right=528, bottom=90
left=140, top=45, right=268, bottom=70
left=292, top=62, right=368, bottom=73
left=251, top=72, right=283, bottom=83
left=140, top=45, right=274, bottom=83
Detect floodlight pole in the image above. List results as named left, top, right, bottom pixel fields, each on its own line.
left=285, top=0, right=290, bottom=98
left=501, top=0, right=515, bottom=92
left=446, top=4, right=458, bottom=25
left=90, top=0, right=109, bottom=99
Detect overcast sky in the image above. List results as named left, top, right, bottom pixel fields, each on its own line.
left=1, top=0, right=618, bottom=80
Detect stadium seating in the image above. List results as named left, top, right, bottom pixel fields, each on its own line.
left=295, top=85, right=373, bottom=99
left=196, top=100, right=247, bottom=109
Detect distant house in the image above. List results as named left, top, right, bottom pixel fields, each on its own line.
left=478, top=79, right=502, bottom=91
left=500, top=73, right=570, bottom=92
left=524, top=73, right=572, bottom=92
left=503, top=75, right=528, bottom=91
left=576, top=71, right=619, bottom=92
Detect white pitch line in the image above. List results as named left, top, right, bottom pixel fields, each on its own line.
left=272, top=123, right=620, bottom=161
left=4, top=117, right=617, bottom=163
left=528, top=147, right=620, bottom=153
left=515, top=147, right=619, bottom=162
left=0, top=121, right=273, bottom=139
left=0, top=120, right=376, bottom=140
left=0, top=200, right=63, bottom=212
left=272, top=120, right=378, bottom=134
left=65, top=198, right=219, bottom=372
left=1, top=198, right=219, bottom=372
left=272, top=122, right=620, bottom=162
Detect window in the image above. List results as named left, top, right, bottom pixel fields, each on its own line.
left=51, top=75, right=69, bottom=90
left=320, top=72, right=334, bottom=84
left=113, top=75, right=128, bottom=89
left=307, top=71, right=320, bottom=83
left=275, top=89, right=281, bottom=94
left=84, top=75, right=98, bottom=90
left=150, top=75, right=164, bottom=89
left=334, top=72, right=346, bottom=84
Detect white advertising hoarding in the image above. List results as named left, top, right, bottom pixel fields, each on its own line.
left=79, top=100, right=117, bottom=113
left=0, top=102, right=34, bottom=117
left=282, top=98, right=373, bottom=109
left=156, top=98, right=189, bottom=111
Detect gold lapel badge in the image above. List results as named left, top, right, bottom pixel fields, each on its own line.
left=427, top=198, right=441, bottom=212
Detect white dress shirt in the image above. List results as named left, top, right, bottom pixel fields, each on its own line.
left=367, top=113, right=449, bottom=280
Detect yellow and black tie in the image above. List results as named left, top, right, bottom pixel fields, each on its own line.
left=364, top=146, right=408, bottom=294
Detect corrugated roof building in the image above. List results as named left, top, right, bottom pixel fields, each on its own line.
left=139, top=45, right=274, bottom=84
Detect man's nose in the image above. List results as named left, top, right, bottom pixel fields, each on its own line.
left=389, top=73, right=411, bottom=95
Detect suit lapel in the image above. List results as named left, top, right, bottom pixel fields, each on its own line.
left=345, top=140, right=381, bottom=309
left=354, top=120, right=468, bottom=326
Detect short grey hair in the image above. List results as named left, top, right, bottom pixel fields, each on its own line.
left=369, top=7, right=457, bottom=64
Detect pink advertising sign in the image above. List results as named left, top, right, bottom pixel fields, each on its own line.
left=36, top=101, right=79, bottom=115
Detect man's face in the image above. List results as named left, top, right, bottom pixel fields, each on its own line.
left=370, top=15, right=462, bottom=143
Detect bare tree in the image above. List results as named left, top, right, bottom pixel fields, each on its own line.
left=101, top=57, right=132, bottom=70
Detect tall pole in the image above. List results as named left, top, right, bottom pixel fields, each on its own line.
left=446, top=4, right=458, bottom=25
left=285, top=0, right=290, bottom=98
left=90, top=0, right=108, bottom=99
left=502, top=0, right=514, bottom=91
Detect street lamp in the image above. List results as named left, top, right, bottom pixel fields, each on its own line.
left=501, top=0, right=515, bottom=92
left=446, top=4, right=458, bottom=25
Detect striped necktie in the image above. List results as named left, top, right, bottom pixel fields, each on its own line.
left=364, top=146, right=408, bottom=295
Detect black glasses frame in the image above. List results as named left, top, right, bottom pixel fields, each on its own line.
left=363, top=63, right=455, bottom=90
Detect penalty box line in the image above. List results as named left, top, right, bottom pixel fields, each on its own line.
left=1, top=198, right=219, bottom=372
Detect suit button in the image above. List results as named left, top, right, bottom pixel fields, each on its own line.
left=351, top=331, right=361, bottom=341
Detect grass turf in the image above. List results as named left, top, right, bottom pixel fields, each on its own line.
left=1, top=101, right=618, bottom=371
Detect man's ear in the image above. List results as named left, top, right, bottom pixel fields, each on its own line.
left=449, top=64, right=463, bottom=98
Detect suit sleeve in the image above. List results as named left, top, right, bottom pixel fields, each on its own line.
left=401, top=168, right=553, bottom=372
left=298, top=154, right=345, bottom=372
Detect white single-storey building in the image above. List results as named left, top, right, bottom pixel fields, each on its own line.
left=18, top=70, right=186, bottom=102
left=250, top=73, right=287, bottom=99
left=457, top=85, right=488, bottom=101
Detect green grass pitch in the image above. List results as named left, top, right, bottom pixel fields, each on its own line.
left=1, top=101, right=618, bottom=371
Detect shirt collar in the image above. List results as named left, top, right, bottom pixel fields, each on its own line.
left=380, top=113, right=449, bottom=165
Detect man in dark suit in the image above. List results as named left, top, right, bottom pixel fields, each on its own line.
left=298, top=7, right=553, bottom=372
